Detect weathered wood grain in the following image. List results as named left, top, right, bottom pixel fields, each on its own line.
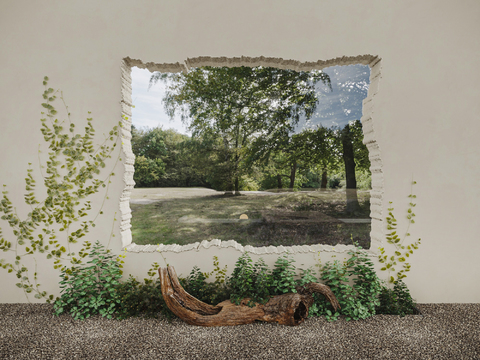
left=159, top=266, right=340, bottom=327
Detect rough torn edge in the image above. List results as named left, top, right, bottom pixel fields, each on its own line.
left=125, top=239, right=358, bottom=255
left=119, top=55, right=384, bottom=257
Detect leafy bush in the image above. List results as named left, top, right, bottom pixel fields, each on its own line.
left=297, top=267, right=318, bottom=287
left=312, top=240, right=382, bottom=321
left=179, top=265, right=231, bottom=305
left=133, top=155, right=166, bottom=187
left=345, top=241, right=382, bottom=316
left=227, top=253, right=274, bottom=307
left=227, top=252, right=303, bottom=307
left=301, top=169, right=322, bottom=189
left=178, top=256, right=231, bottom=305
left=52, top=241, right=125, bottom=320
left=315, top=259, right=361, bottom=321
left=239, top=176, right=260, bottom=191
left=225, top=251, right=316, bottom=307
left=376, top=279, right=418, bottom=317
left=112, top=275, right=176, bottom=321
left=62, top=240, right=416, bottom=323
left=271, top=253, right=298, bottom=294
left=355, top=169, right=372, bottom=190
left=250, top=257, right=274, bottom=302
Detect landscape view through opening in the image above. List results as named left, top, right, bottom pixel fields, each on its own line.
left=129, top=64, right=372, bottom=249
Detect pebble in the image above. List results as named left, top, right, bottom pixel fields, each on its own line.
left=0, top=303, right=478, bottom=359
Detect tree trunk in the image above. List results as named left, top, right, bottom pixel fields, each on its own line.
left=233, top=128, right=241, bottom=196
left=224, top=180, right=234, bottom=195
left=277, top=174, right=283, bottom=190
left=320, top=169, right=328, bottom=189
left=289, top=160, right=297, bottom=190
left=234, top=176, right=240, bottom=196
left=159, top=266, right=340, bottom=327
left=341, top=124, right=361, bottom=213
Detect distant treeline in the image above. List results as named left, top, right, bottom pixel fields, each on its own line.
left=131, top=121, right=372, bottom=192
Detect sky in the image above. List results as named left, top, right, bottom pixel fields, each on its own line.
left=130, top=64, right=370, bottom=136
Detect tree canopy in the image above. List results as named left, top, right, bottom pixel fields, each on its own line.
left=149, top=66, right=332, bottom=194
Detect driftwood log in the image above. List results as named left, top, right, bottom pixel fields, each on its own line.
left=159, top=266, right=340, bottom=327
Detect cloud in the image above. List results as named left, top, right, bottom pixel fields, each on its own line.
left=131, top=67, right=190, bottom=134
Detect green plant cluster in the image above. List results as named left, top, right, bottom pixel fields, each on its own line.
left=113, top=275, right=176, bottom=322
left=53, top=240, right=125, bottom=320
left=310, top=239, right=383, bottom=321
left=226, top=253, right=300, bottom=307
left=177, top=256, right=231, bottom=305
left=48, top=244, right=419, bottom=321
left=0, top=77, right=122, bottom=304
left=376, top=279, right=418, bottom=317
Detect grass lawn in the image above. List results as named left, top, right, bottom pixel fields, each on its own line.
left=130, top=188, right=372, bottom=249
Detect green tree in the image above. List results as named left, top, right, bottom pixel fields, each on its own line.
left=247, top=125, right=343, bottom=191
left=131, top=126, right=208, bottom=187
left=328, top=120, right=371, bottom=213
left=131, top=125, right=167, bottom=160
left=155, top=128, right=200, bottom=187
left=149, top=66, right=332, bottom=195
left=133, top=155, right=165, bottom=187
left=348, top=119, right=371, bottom=173
left=290, top=126, right=344, bottom=190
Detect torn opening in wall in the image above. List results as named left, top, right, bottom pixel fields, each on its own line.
left=119, top=55, right=383, bottom=256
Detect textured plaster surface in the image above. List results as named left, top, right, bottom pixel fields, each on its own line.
left=0, top=0, right=479, bottom=303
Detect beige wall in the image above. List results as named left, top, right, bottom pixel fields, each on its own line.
left=0, top=0, right=479, bottom=304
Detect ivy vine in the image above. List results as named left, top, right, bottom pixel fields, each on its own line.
left=378, top=178, right=422, bottom=284
left=0, top=76, right=124, bottom=303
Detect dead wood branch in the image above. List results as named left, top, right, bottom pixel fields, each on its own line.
left=159, top=266, right=340, bottom=327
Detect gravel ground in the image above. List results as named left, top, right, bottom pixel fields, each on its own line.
left=0, top=303, right=479, bottom=359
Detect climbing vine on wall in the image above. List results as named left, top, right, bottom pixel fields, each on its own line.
left=0, top=76, right=125, bottom=303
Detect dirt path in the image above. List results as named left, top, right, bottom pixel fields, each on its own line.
left=130, top=188, right=294, bottom=204
left=129, top=187, right=348, bottom=203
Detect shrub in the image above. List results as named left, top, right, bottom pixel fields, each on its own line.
left=311, top=239, right=382, bottom=321
left=112, top=275, right=176, bottom=321
left=239, top=176, right=260, bottom=191
left=301, top=169, right=321, bottom=189
left=376, top=279, right=418, bottom=317
left=109, top=229, right=417, bottom=323
left=345, top=241, right=382, bottom=316
left=52, top=240, right=125, bottom=320
left=178, top=256, right=231, bottom=305
left=179, top=265, right=225, bottom=305
left=271, top=253, right=298, bottom=295
left=227, top=253, right=274, bottom=307
left=315, top=259, right=361, bottom=321
left=133, top=155, right=166, bottom=188
left=355, top=169, right=372, bottom=190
